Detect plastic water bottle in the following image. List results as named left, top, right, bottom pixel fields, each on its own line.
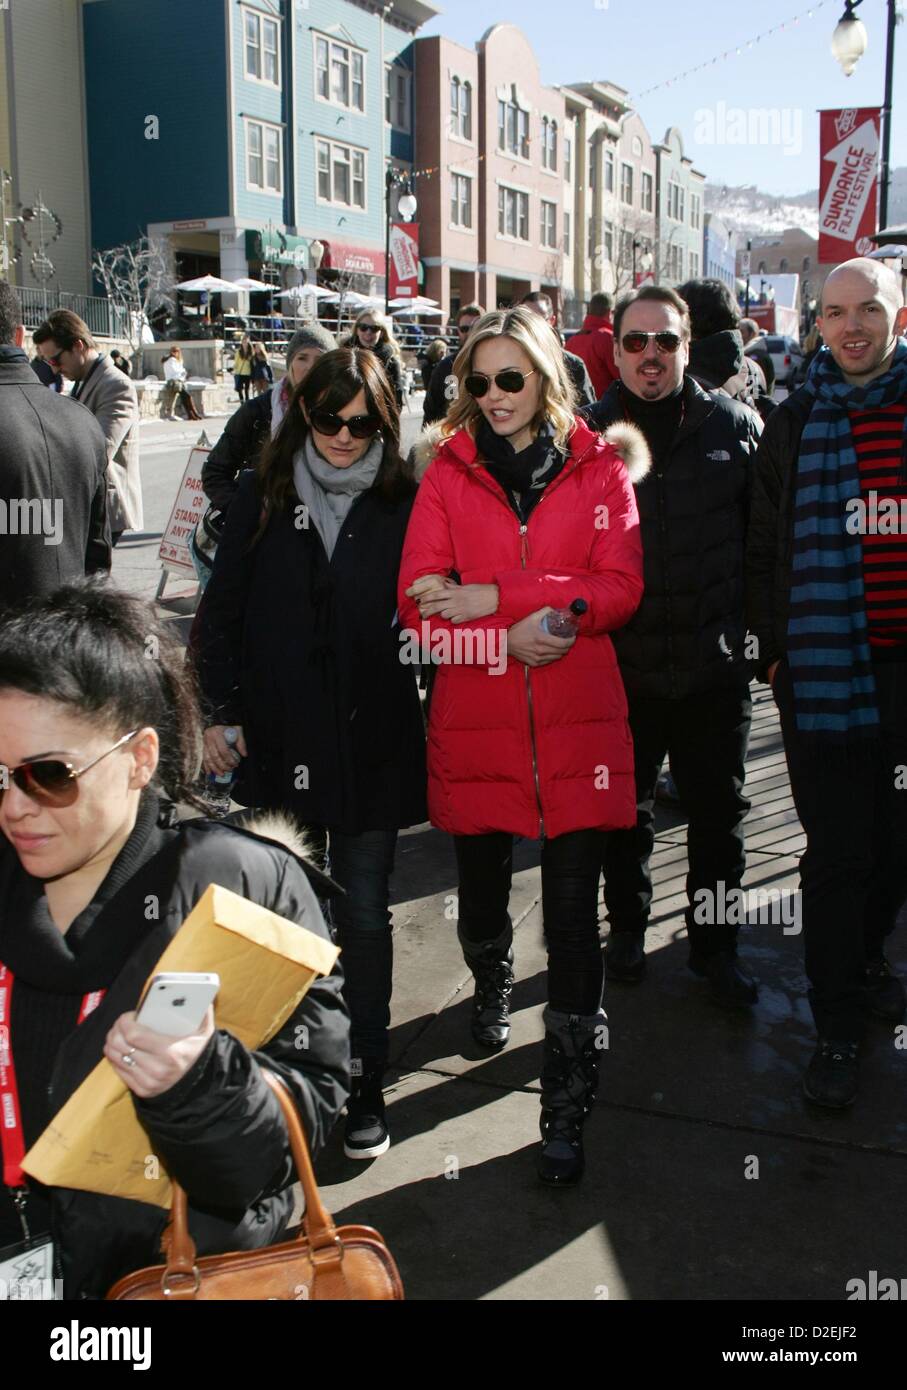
left=541, top=598, right=588, bottom=638
left=206, top=726, right=239, bottom=817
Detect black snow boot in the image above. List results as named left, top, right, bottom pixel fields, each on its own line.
left=459, top=924, right=514, bottom=1050
left=537, top=1006, right=606, bottom=1186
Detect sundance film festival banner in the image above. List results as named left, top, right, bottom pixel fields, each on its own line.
left=818, top=107, right=881, bottom=264
left=388, top=222, right=419, bottom=300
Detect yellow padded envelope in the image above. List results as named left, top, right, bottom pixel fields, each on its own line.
left=22, top=883, right=339, bottom=1209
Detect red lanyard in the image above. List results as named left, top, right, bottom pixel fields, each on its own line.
left=0, top=964, right=105, bottom=1189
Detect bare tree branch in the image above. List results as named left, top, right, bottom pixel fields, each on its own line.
left=91, top=235, right=176, bottom=359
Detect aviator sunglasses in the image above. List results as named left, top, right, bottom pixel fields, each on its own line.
left=309, top=408, right=382, bottom=439
left=0, top=730, right=138, bottom=808
left=464, top=368, right=536, bottom=398
left=621, top=331, right=683, bottom=355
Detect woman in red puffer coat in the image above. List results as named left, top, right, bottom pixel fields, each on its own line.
left=398, top=306, right=649, bottom=1186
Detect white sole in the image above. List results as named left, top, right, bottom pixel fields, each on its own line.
left=343, top=1135, right=391, bottom=1160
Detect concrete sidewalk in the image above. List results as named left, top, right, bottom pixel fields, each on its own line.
left=316, top=685, right=907, bottom=1301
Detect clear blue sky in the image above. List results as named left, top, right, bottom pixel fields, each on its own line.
left=419, top=0, right=904, bottom=196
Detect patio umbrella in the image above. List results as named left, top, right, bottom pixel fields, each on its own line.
left=176, top=274, right=242, bottom=294
left=228, top=276, right=277, bottom=292
left=391, top=303, right=445, bottom=317
left=389, top=296, right=439, bottom=310
left=277, top=283, right=334, bottom=300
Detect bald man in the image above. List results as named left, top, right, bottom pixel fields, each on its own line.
left=747, top=258, right=907, bottom=1108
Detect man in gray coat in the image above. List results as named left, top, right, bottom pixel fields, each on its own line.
left=0, top=282, right=110, bottom=605
left=34, top=308, right=142, bottom=543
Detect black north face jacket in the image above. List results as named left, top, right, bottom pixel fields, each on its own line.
left=585, top=377, right=762, bottom=699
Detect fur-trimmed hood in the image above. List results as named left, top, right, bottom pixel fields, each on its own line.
left=600, top=421, right=651, bottom=485
left=411, top=418, right=651, bottom=486
left=222, top=809, right=344, bottom=898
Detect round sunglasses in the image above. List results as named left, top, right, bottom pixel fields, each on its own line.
left=309, top=408, right=382, bottom=439
left=464, top=369, right=536, bottom=398
left=0, top=730, right=138, bottom=809
left=621, top=331, right=683, bottom=355
left=357, top=324, right=380, bottom=335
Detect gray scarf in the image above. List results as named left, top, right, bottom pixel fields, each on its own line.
left=292, top=432, right=383, bottom=558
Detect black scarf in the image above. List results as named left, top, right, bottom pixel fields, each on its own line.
left=475, top=418, right=566, bottom=523
left=0, top=790, right=172, bottom=993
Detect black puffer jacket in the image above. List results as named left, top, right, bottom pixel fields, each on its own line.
left=202, top=389, right=274, bottom=512
left=0, top=798, right=349, bottom=1299
left=585, top=377, right=762, bottom=699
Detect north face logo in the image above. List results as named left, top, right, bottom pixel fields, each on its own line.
left=707, top=450, right=731, bottom=462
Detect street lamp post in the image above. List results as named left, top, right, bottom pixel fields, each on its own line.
left=384, top=167, right=417, bottom=314
left=744, top=238, right=752, bottom=317
left=831, top=0, right=898, bottom=228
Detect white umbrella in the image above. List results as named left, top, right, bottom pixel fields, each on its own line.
left=392, top=303, right=445, bottom=317
left=319, top=290, right=379, bottom=308
left=228, top=276, right=276, bottom=292
left=176, top=274, right=241, bottom=294
left=278, top=283, right=334, bottom=300
left=389, top=296, right=439, bottom=309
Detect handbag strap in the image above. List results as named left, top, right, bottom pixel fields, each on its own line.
left=160, top=1068, right=346, bottom=1297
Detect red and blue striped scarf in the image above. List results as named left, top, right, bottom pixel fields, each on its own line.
left=788, top=342, right=907, bottom=738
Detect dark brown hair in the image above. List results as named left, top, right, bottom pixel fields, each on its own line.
left=32, top=309, right=96, bottom=352
left=613, top=285, right=692, bottom=342
left=254, top=346, right=413, bottom=539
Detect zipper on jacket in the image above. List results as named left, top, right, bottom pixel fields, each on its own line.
left=519, top=522, right=545, bottom=839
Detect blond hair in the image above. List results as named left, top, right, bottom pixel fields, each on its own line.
left=345, top=308, right=404, bottom=362
left=441, top=307, right=578, bottom=452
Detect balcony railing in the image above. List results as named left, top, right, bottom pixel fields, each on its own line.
left=16, top=285, right=130, bottom=339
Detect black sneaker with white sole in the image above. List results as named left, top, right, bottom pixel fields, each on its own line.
left=803, top=1039, right=859, bottom=1108
left=343, top=1064, right=390, bottom=1160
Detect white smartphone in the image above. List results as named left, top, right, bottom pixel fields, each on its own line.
left=135, top=972, right=220, bottom=1038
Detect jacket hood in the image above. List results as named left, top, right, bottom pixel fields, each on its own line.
left=222, top=808, right=345, bottom=898
left=688, top=331, right=744, bottom=390
left=601, top=422, right=651, bottom=485
left=414, top=415, right=648, bottom=484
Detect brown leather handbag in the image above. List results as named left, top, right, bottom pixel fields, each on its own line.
left=107, top=1071, right=403, bottom=1300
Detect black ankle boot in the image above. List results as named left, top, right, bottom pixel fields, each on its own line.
left=537, top=1007, right=605, bottom=1186
left=605, top=930, right=646, bottom=983
left=459, top=927, right=514, bottom=1050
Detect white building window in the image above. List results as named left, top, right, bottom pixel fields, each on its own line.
left=564, top=135, right=572, bottom=183
left=690, top=192, right=701, bottom=230
left=246, top=119, right=283, bottom=194
left=243, top=9, right=280, bottom=87
left=563, top=210, right=571, bottom=255
left=668, top=181, right=685, bottom=222
left=641, top=171, right=654, bottom=213
left=689, top=251, right=700, bottom=278
left=620, top=162, right=634, bottom=205
left=604, top=149, right=614, bottom=192
left=498, top=185, right=529, bottom=240
left=541, top=117, right=557, bottom=171
left=450, top=173, right=472, bottom=228
left=541, top=200, right=557, bottom=247
left=315, top=137, right=366, bottom=210
left=385, top=65, right=410, bottom=131
left=450, top=77, right=473, bottom=141
left=314, top=32, right=365, bottom=113
left=498, top=99, right=529, bottom=158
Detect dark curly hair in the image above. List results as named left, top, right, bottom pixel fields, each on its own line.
left=0, top=579, right=205, bottom=808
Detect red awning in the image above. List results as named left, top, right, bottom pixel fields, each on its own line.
left=320, top=240, right=385, bottom=277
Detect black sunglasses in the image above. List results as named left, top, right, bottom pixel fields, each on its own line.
left=357, top=324, right=380, bottom=334
left=309, top=408, right=382, bottom=439
left=621, top=331, right=683, bottom=355
left=0, top=730, right=138, bottom=808
left=464, top=369, right=536, bottom=398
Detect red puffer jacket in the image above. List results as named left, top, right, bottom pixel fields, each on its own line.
left=398, top=416, right=650, bottom=840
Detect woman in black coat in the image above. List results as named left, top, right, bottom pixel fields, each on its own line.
left=197, top=347, right=427, bottom=1163
left=0, top=582, right=349, bottom=1299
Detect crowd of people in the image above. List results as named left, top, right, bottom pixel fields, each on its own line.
left=0, top=255, right=905, bottom=1296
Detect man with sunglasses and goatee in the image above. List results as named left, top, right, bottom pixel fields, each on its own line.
left=584, top=284, right=762, bottom=1008
left=422, top=303, right=484, bottom=427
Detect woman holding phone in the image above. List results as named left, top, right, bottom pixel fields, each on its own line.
left=398, top=307, right=647, bottom=1185
left=0, top=581, right=349, bottom=1298
left=196, top=347, right=426, bottom=1163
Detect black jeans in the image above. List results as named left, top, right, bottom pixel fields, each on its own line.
left=308, top=826, right=398, bottom=1069
left=773, top=656, right=907, bottom=1042
left=455, top=829, right=606, bottom=1015
left=602, top=684, right=752, bottom=957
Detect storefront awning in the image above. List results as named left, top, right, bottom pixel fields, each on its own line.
left=320, top=240, right=385, bottom=277
left=246, top=229, right=311, bottom=266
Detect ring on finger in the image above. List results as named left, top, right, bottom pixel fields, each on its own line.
left=122, top=1047, right=137, bottom=1068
